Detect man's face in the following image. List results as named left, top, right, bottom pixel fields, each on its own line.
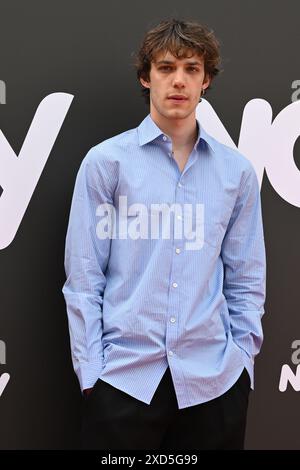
left=140, top=49, right=211, bottom=120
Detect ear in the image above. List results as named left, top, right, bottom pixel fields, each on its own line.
left=202, top=74, right=211, bottom=91
left=140, top=77, right=150, bottom=89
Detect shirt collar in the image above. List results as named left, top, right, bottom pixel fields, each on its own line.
left=137, top=113, right=216, bottom=153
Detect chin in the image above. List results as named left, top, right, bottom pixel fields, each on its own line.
left=168, top=109, right=190, bottom=118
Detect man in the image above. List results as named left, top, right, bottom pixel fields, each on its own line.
left=62, top=18, right=266, bottom=450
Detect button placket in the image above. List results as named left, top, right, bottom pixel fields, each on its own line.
left=165, top=177, right=186, bottom=363
left=161, top=135, right=174, bottom=162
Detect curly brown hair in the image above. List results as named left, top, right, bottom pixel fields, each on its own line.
left=132, top=18, right=222, bottom=105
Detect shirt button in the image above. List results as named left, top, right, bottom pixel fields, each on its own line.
left=172, top=282, right=178, bottom=288
left=163, top=135, right=167, bottom=141
left=175, top=248, right=181, bottom=254
left=178, top=182, right=183, bottom=188
left=168, top=350, right=174, bottom=356
left=176, top=215, right=182, bottom=220
left=170, top=317, right=176, bottom=323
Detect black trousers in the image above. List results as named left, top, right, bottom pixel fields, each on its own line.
left=81, top=367, right=251, bottom=450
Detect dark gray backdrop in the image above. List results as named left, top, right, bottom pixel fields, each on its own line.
left=0, top=0, right=299, bottom=449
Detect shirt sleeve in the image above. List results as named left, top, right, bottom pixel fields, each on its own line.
left=62, top=146, right=116, bottom=392
left=221, top=162, right=266, bottom=368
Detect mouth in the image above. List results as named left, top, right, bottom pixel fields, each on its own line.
left=167, top=96, right=188, bottom=103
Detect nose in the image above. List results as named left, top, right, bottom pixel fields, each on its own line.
left=172, top=68, right=186, bottom=88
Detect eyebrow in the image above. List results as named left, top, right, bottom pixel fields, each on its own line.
left=155, top=60, right=203, bottom=66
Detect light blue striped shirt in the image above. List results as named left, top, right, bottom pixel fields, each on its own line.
left=62, top=113, right=266, bottom=409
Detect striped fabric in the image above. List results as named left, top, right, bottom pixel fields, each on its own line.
left=62, top=113, right=266, bottom=409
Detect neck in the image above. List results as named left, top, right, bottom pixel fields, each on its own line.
left=150, top=109, right=198, bottom=150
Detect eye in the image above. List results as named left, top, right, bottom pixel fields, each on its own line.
left=159, top=66, right=172, bottom=71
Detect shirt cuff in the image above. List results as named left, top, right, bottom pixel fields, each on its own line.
left=239, top=349, right=255, bottom=389
left=75, top=361, right=104, bottom=392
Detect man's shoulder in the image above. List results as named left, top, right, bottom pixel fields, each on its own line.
left=77, top=125, right=139, bottom=183
left=88, top=126, right=138, bottom=161
left=209, top=133, right=256, bottom=178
